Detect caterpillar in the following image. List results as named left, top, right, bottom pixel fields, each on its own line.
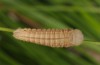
left=13, top=28, right=84, bottom=47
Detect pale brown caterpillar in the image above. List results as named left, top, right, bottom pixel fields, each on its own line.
left=13, top=28, right=84, bottom=47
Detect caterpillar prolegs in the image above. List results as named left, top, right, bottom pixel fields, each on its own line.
left=13, top=28, right=84, bottom=47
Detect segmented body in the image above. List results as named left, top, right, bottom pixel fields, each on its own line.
left=13, top=28, right=84, bottom=47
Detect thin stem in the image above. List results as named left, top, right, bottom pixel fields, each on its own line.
left=83, top=41, right=100, bottom=46
left=0, top=27, right=14, bottom=32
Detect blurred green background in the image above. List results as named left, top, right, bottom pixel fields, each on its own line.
left=0, top=0, right=100, bottom=65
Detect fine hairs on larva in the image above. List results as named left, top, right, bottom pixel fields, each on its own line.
left=13, top=28, right=84, bottom=47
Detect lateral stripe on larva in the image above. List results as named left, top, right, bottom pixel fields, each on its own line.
left=13, top=28, right=84, bottom=47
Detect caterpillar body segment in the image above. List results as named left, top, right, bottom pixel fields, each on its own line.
left=13, top=28, right=84, bottom=47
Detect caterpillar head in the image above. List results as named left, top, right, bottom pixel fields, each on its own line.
left=72, top=29, right=84, bottom=46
